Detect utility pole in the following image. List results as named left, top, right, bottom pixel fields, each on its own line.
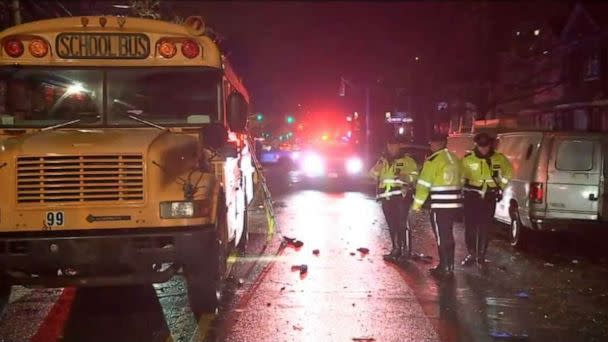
left=10, top=0, right=21, bottom=25
left=340, top=77, right=372, bottom=162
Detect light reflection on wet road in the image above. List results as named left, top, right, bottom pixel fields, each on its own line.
left=218, top=189, right=440, bottom=342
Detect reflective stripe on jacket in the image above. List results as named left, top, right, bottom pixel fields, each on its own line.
left=412, top=148, right=463, bottom=210
left=368, top=155, right=419, bottom=192
left=461, top=149, right=513, bottom=195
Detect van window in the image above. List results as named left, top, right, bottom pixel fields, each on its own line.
left=556, top=140, right=594, bottom=171
left=525, top=144, right=533, bottom=160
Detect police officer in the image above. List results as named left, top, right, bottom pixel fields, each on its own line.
left=369, top=137, right=419, bottom=260
left=411, top=134, right=462, bottom=278
left=461, top=133, right=513, bottom=267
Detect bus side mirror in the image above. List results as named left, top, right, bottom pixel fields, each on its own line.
left=200, top=123, right=228, bottom=150
left=227, top=92, right=248, bottom=133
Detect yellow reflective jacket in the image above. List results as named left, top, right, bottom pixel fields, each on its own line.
left=461, top=149, right=513, bottom=195
left=368, top=154, right=419, bottom=192
left=412, top=148, right=463, bottom=210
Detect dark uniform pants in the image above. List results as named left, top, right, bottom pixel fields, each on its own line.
left=464, top=190, right=498, bottom=259
left=381, top=194, right=412, bottom=253
left=429, top=208, right=458, bottom=270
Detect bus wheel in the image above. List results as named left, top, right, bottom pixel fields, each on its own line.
left=0, top=282, right=11, bottom=317
left=186, top=239, right=226, bottom=315
left=186, top=199, right=228, bottom=315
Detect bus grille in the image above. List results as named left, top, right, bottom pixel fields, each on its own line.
left=16, top=155, right=144, bottom=204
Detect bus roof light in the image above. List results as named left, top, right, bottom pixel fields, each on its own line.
left=158, top=40, right=177, bottom=58
left=181, top=40, right=200, bottom=59
left=3, top=38, right=24, bottom=58
left=29, top=39, right=48, bottom=58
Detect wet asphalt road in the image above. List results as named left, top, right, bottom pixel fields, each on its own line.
left=0, top=166, right=607, bottom=341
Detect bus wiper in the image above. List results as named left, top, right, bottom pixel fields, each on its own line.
left=41, top=118, right=83, bottom=131
left=41, top=112, right=100, bottom=131
left=118, top=109, right=166, bottom=130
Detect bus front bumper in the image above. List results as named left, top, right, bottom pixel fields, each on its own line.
left=0, top=226, right=216, bottom=287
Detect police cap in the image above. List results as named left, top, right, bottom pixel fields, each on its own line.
left=474, top=133, right=494, bottom=147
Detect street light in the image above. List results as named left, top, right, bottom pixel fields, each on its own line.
left=256, top=113, right=263, bottom=121
left=286, top=116, right=295, bottom=124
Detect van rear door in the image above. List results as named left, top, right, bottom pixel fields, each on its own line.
left=546, top=137, right=601, bottom=220
left=600, top=142, right=608, bottom=221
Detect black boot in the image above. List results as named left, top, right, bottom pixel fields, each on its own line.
left=461, top=254, right=476, bottom=267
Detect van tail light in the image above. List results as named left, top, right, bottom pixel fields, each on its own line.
left=181, top=40, right=200, bottom=59
left=28, top=39, right=48, bottom=58
left=529, top=182, right=544, bottom=203
left=158, top=40, right=177, bottom=58
left=3, top=38, right=24, bottom=57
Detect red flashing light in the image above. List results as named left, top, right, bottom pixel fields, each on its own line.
left=529, top=182, right=543, bottom=203
left=3, top=38, right=24, bottom=58
left=29, top=39, right=48, bottom=58
left=158, top=40, right=177, bottom=58
left=181, top=40, right=200, bottom=59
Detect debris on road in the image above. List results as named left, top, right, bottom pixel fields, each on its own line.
left=357, top=247, right=370, bottom=255
left=280, top=286, right=286, bottom=292
left=543, top=262, right=555, bottom=267
left=352, top=338, right=375, bottom=342
left=313, top=249, right=320, bottom=256
left=515, top=291, right=530, bottom=299
left=489, top=331, right=529, bottom=340
left=293, top=325, right=303, bottom=331
left=283, top=236, right=304, bottom=248
left=291, top=264, right=308, bottom=275
left=266, top=302, right=271, bottom=307
left=350, top=252, right=356, bottom=256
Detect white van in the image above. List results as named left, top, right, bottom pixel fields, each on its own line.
left=494, top=131, right=608, bottom=247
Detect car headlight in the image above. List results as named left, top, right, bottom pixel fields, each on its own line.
left=302, top=153, right=324, bottom=177
left=160, top=201, right=195, bottom=219
left=346, top=157, right=363, bottom=174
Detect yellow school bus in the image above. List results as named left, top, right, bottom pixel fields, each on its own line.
left=0, top=15, right=255, bottom=314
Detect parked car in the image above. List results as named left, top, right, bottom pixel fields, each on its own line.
left=493, top=131, right=608, bottom=247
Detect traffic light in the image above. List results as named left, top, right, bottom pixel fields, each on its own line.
left=286, top=116, right=295, bottom=124
left=256, top=113, right=263, bottom=121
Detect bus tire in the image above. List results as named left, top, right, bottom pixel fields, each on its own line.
left=186, top=196, right=228, bottom=315
left=0, top=282, right=11, bottom=316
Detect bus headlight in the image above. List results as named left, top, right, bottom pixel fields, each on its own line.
left=160, top=201, right=194, bottom=219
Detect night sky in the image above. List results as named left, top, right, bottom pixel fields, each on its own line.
left=175, top=1, right=574, bottom=119
left=174, top=1, right=482, bottom=117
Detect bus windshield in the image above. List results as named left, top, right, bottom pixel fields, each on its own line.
left=0, top=67, right=220, bottom=128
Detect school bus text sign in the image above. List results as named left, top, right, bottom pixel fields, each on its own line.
left=56, top=33, right=150, bottom=59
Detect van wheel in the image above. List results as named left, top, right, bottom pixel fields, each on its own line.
left=510, top=211, right=528, bottom=248
left=186, top=197, right=228, bottom=315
